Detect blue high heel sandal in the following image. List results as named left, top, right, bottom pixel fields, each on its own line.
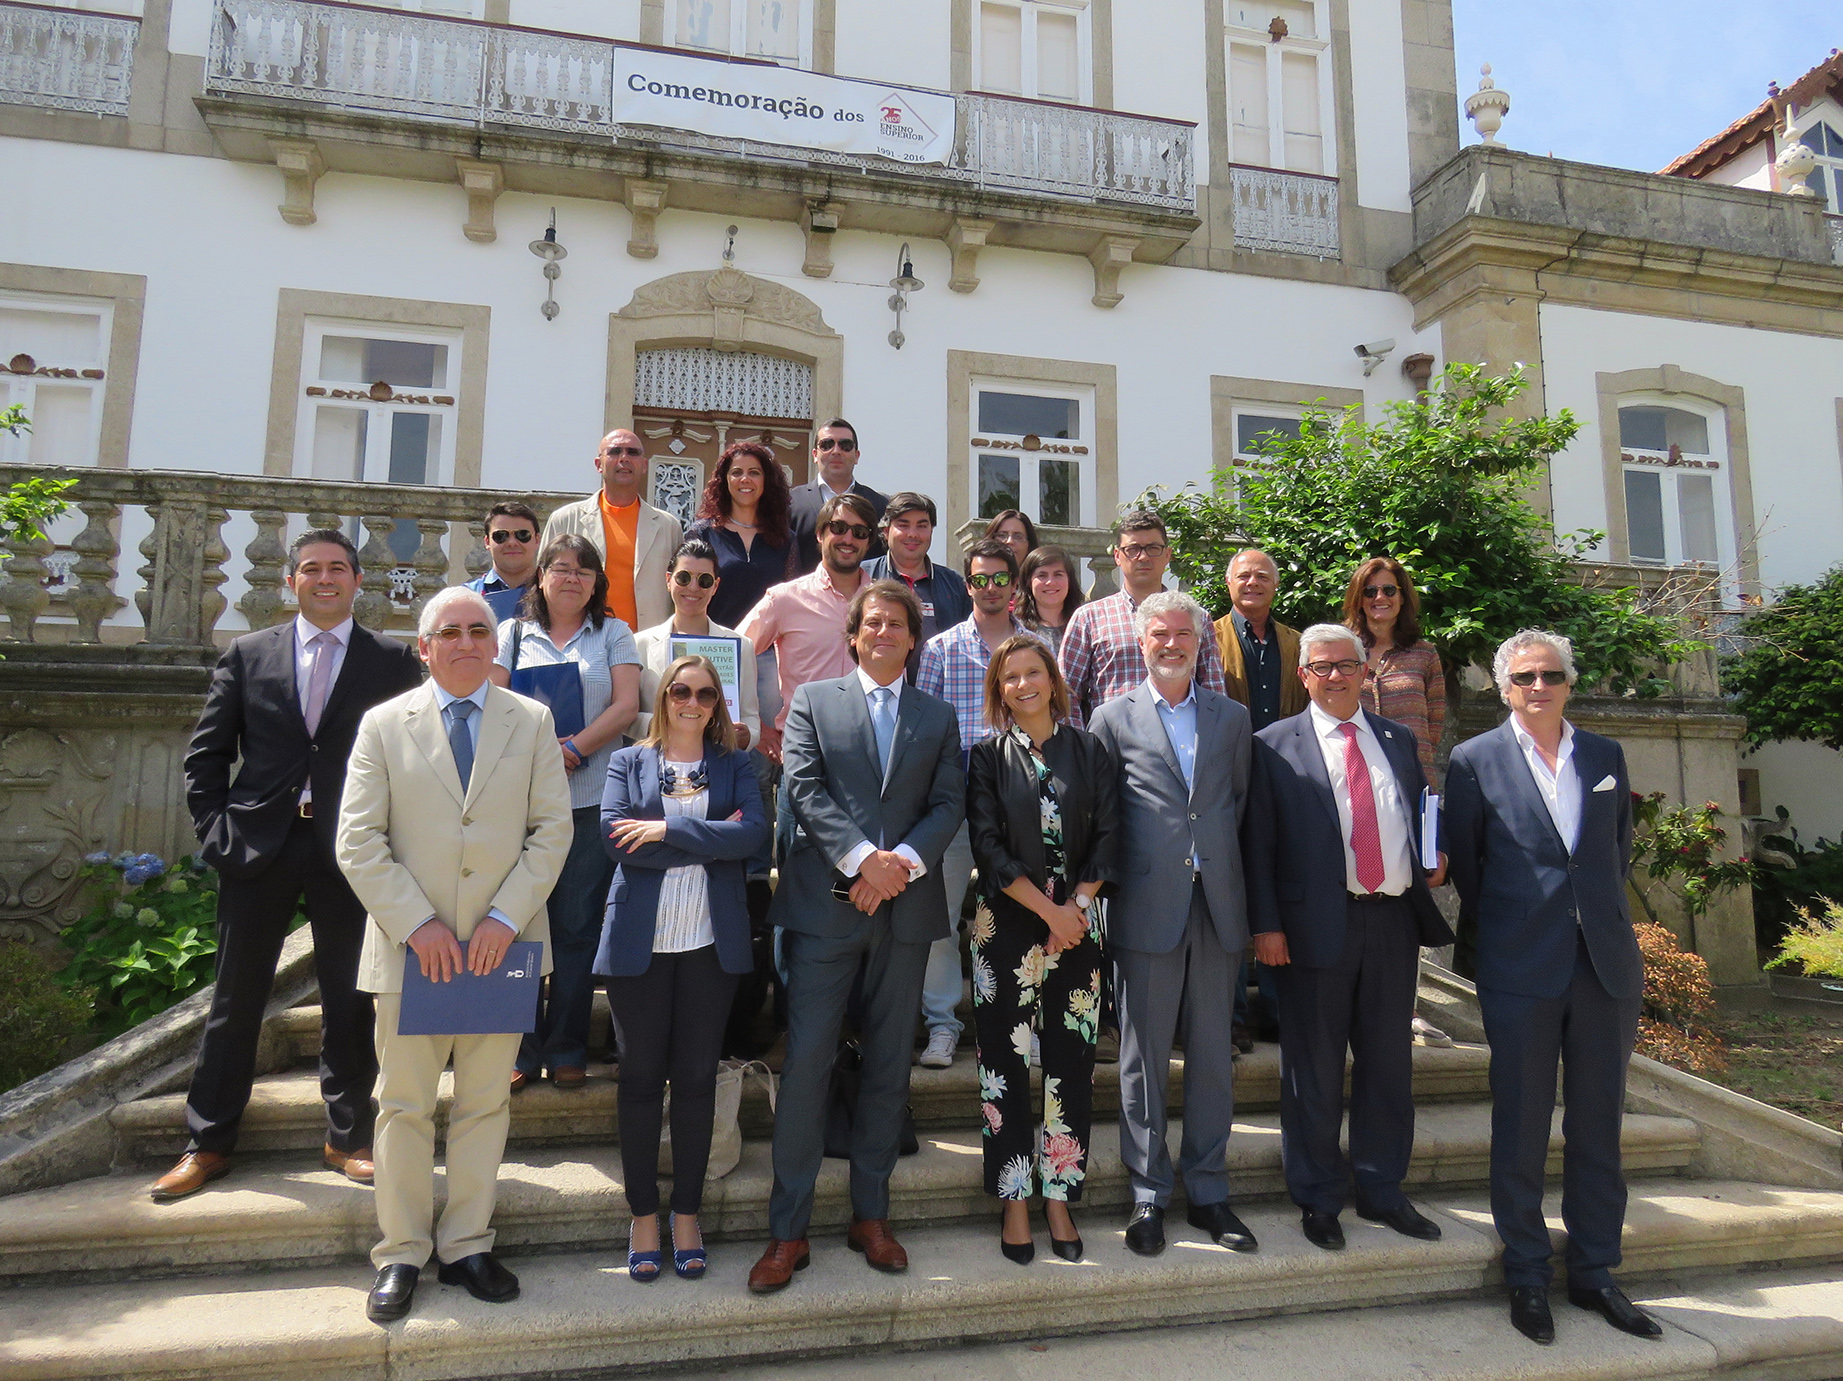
left=671, top=1213, right=708, bottom=1280
left=627, top=1216, right=662, bottom=1283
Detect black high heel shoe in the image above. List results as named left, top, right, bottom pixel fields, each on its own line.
left=1000, top=1207, right=1035, bottom=1264
left=1043, top=1203, right=1083, bottom=1261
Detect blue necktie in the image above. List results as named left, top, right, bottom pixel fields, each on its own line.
left=447, top=699, right=476, bottom=793
left=870, top=686, right=897, bottom=777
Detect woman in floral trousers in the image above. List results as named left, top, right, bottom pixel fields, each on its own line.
left=966, top=635, right=1117, bottom=1264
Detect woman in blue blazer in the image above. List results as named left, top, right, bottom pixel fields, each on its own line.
left=595, top=655, right=767, bottom=1284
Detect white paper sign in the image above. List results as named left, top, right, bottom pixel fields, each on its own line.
left=613, top=49, right=956, bottom=166
left=671, top=634, right=745, bottom=724
left=1420, top=790, right=1441, bottom=872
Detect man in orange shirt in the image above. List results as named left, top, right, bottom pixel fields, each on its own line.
left=540, top=429, right=682, bottom=632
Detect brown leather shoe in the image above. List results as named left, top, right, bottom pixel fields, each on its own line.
left=324, top=1144, right=374, bottom=1184
left=551, top=1065, right=587, bottom=1090
left=747, top=1238, right=810, bottom=1293
left=509, top=1070, right=529, bottom=1094
left=150, top=1151, right=232, bottom=1202
left=847, top=1218, right=908, bottom=1273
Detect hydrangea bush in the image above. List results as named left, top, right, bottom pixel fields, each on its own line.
left=60, top=852, right=223, bottom=1038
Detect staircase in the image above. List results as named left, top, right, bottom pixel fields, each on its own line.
left=2, top=990, right=1842, bottom=1380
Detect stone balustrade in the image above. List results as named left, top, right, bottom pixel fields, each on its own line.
left=0, top=1, right=138, bottom=117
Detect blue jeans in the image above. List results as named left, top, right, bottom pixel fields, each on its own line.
left=518, top=806, right=614, bottom=1076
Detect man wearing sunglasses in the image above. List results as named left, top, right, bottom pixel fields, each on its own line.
left=1445, top=630, right=1655, bottom=1348
left=788, top=418, right=887, bottom=576
left=863, top=492, right=972, bottom=679
left=913, top=539, right=1048, bottom=1069
left=540, top=429, right=683, bottom=632
left=465, top=503, right=541, bottom=619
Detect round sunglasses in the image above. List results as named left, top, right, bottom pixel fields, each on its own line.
left=668, top=682, right=722, bottom=707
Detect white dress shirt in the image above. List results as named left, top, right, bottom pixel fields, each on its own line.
left=294, top=615, right=353, bottom=806
left=839, top=667, right=927, bottom=881
left=1511, top=715, right=1581, bottom=852
left=653, top=757, right=716, bottom=952
left=1309, top=701, right=1414, bottom=897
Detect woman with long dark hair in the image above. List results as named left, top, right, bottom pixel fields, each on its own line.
left=686, top=441, right=795, bottom=628
left=984, top=509, right=1040, bottom=565
left=1015, top=544, right=1086, bottom=656
left=1341, top=556, right=1444, bottom=790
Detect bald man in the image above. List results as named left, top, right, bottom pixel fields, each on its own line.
left=540, top=429, right=683, bottom=631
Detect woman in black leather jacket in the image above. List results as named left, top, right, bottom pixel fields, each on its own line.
left=966, top=634, right=1117, bottom=1265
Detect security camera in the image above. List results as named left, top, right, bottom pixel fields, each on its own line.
left=1354, top=338, right=1396, bottom=377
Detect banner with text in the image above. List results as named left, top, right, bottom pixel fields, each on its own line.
left=612, top=49, right=956, bottom=166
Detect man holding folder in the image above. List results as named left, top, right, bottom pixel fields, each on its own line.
left=337, top=587, right=573, bottom=1324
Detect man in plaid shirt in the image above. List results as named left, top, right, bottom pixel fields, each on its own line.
left=1061, top=510, right=1226, bottom=726
left=912, top=538, right=1048, bottom=1069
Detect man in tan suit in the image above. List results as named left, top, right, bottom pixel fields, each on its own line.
left=336, top=586, right=573, bottom=1325
left=540, top=427, right=683, bottom=632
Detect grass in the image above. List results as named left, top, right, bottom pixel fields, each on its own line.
left=1706, top=1003, right=1843, bottom=1131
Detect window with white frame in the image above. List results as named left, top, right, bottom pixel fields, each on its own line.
left=1231, top=406, right=1303, bottom=464
left=0, top=295, right=111, bottom=469
left=1618, top=402, right=1729, bottom=571
left=976, top=0, right=1090, bottom=105
left=970, top=383, right=1093, bottom=527
left=296, top=322, right=461, bottom=563
left=1796, top=121, right=1843, bottom=207
left=1225, top=0, right=1333, bottom=174
left=676, top=0, right=808, bottom=66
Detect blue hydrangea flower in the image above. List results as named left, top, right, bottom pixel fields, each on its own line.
left=112, top=851, right=136, bottom=869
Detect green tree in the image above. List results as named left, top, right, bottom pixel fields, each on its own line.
left=1721, top=564, right=1843, bottom=751
left=1144, top=364, right=1691, bottom=702
left=0, top=406, right=74, bottom=543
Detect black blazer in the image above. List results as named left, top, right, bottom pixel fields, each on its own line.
left=788, top=479, right=889, bottom=575
left=1244, top=708, right=1453, bottom=968
left=967, top=726, right=1117, bottom=902
left=185, top=622, right=423, bottom=880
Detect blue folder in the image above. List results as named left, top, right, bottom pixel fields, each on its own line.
left=482, top=584, right=525, bottom=627
left=397, top=940, right=543, bottom=1036
left=509, top=662, right=585, bottom=738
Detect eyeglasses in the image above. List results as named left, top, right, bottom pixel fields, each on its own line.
left=1363, top=584, right=1400, bottom=599
left=824, top=520, right=873, bottom=540
left=1302, top=659, right=1363, bottom=678
left=604, top=445, right=644, bottom=458
left=431, top=623, right=494, bottom=643
left=672, top=570, right=716, bottom=589
left=668, top=682, right=722, bottom=707
left=815, top=437, right=858, bottom=452
left=1508, top=669, right=1569, bottom=687
left=545, top=565, right=588, bottom=582
left=488, top=527, right=534, bottom=545
left=1118, top=542, right=1168, bottom=560
left=966, top=571, right=1014, bottom=590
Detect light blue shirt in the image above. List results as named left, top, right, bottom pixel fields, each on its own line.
left=432, top=680, right=491, bottom=750
left=1149, top=677, right=1199, bottom=794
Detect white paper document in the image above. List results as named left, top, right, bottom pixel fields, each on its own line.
left=1419, top=790, right=1441, bottom=871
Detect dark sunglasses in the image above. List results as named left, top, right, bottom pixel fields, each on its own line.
left=1508, top=669, right=1569, bottom=687
left=488, top=527, right=534, bottom=544
left=604, top=444, right=644, bottom=458
left=815, top=437, right=857, bottom=452
left=824, top=520, right=873, bottom=540
left=967, top=571, right=1014, bottom=590
left=668, top=682, right=721, bottom=707
left=672, top=570, right=716, bottom=589
left=1363, top=584, right=1400, bottom=599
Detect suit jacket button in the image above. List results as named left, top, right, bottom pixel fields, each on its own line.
left=462, top=816, right=473, bottom=826
left=1183, top=857, right=1194, bottom=869
left=461, top=867, right=474, bottom=878
left=1189, top=812, right=1198, bottom=820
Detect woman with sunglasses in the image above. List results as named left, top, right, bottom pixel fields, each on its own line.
left=595, top=656, right=768, bottom=1283
left=1343, top=557, right=1445, bottom=792
left=685, top=441, right=797, bottom=628
left=1016, top=544, right=1086, bottom=656
left=490, top=535, right=643, bottom=1093
left=633, top=539, right=761, bottom=750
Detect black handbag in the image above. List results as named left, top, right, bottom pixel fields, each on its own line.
left=823, top=1038, right=920, bottom=1159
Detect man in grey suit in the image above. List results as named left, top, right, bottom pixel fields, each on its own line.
left=1089, top=591, right=1257, bottom=1256
left=1245, top=624, right=1454, bottom=1252
left=1445, top=629, right=1660, bottom=1347
left=748, top=580, right=965, bottom=1293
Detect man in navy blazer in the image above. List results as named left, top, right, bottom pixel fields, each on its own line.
left=1445, top=629, right=1659, bottom=1347
left=1245, top=624, right=1454, bottom=1252
left=748, top=580, right=964, bottom=1292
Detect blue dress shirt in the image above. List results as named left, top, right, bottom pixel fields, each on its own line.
left=1149, top=678, right=1199, bottom=794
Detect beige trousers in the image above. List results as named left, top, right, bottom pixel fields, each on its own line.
left=370, top=992, right=520, bottom=1270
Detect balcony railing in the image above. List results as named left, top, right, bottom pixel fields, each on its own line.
left=205, top=0, right=1194, bottom=212
left=1828, top=214, right=1843, bottom=266
left=0, top=1, right=138, bottom=117
left=1230, top=164, right=1340, bottom=259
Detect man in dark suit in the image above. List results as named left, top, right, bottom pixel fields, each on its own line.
left=748, top=580, right=964, bottom=1292
left=152, top=529, right=423, bottom=1202
left=1445, top=628, right=1659, bottom=1347
left=787, top=417, right=888, bottom=574
left=1245, top=623, right=1454, bottom=1252
left=1088, top=591, right=1256, bottom=1257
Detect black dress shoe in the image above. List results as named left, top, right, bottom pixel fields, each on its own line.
left=1355, top=1200, right=1442, bottom=1241
left=1124, top=1203, right=1166, bottom=1256
left=1569, top=1284, right=1663, bottom=1339
left=1000, top=1234, right=1035, bottom=1265
left=437, top=1252, right=520, bottom=1303
left=1300, top=1210, right=1345, bottom=1250
left=1509, top=1285, right=1555, bottom=1345
left=366, top=1264, right=419, bottom=1324
left=1187, top=1201, right=1258, bottom=1252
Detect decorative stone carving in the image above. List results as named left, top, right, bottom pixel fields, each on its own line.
left=456, top=158, right=504, bottom=242
left=946, top=217, right=994, bottom=294
left=624, top=178, right=668, bottom=258
left=617, top=268, right=835, bottom=339
left=1774, top=139, right=1820, bottom=198
left=1087, top=235, right=1139, bottom=309
left=411, top=519, right=449, bottom=621
left=0, top=728, right=114, bottom=948
left=1464, top=64, right=1510, bottom=147
left=238, top=508, right=290, bottom=631
left=800, top=203, right=841, bottom=279
left=137, top=502, right=231, bottom=647
left=0, top=530, right=53, bottom=643
left=269, top=137, right=326, bottom=227
left=67, top=499, right=123, bottom=643
left=353, top=517, right=397, bottom=629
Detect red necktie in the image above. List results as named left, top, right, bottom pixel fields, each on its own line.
left=1339, top=722, right=1387, bottom=894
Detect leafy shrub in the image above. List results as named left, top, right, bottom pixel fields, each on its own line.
left=1751, top=815, right=1843, bottom=951
left=1629, top=793, right=1756, bottom=924
left=1722, top=564, right=1843, bottom=751
left=60, top=852, right=225, bottom=1039
left=0, top=943, right=95, bottom=1092
left=1767, top=898, right=1843, bottom=980
left=1635, top=921, right=1725, bottom=1074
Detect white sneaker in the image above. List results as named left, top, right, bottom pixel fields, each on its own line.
left=918, top=1028, right=957, bottom=1068
left=1412, top=1015, right=1455, bottom=1048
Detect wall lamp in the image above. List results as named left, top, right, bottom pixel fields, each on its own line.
left=528, top=209, right=566, bottom=321
left=888, top=242, right=924, bottom=349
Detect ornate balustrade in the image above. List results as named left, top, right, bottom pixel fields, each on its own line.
left=1229, top=164, right=1341, bottom=259
left=0, top=1, right=138, bottom=116
left=1828, top=214, right=1843, bottom=266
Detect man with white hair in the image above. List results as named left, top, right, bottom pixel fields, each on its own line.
left=1089, top=590, right=1255, bottom=1258
left=1445, top=629, right=1656, bottom=1347
left=1245, top=624, right=1453, bottom=1252
left=337, top=586, right=573, bottom=1324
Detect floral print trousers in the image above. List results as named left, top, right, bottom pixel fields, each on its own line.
left=971, top=893, right=1103, bottom=1201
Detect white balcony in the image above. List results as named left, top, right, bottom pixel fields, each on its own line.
left=1230, top=164, right=1340, bottom=260
left=0, top=1, right=138, bottom=117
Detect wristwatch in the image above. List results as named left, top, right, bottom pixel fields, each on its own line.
left=1073, top=894, right=1092, bottom=912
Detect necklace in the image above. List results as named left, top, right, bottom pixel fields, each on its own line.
left=661, top=758, right=709, bottom=798
left=729, top=517, right=760, bottom=529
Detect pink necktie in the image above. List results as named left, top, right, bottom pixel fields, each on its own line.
left=1339, top=722, right=1387, bottom=894
left=303, top=631, right=337, bottom=737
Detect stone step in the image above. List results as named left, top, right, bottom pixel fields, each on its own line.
left=111, top=1040, right=1498, bottom=1162
left=0, top=1105, right=1698, bottom=1284
left=2, top=1183, right=1838, bottom=1381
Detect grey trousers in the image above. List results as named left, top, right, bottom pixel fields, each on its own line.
left=1114, top=884, right=1241, bottom=1209
left=767, top=916, right=930, bottom=1241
